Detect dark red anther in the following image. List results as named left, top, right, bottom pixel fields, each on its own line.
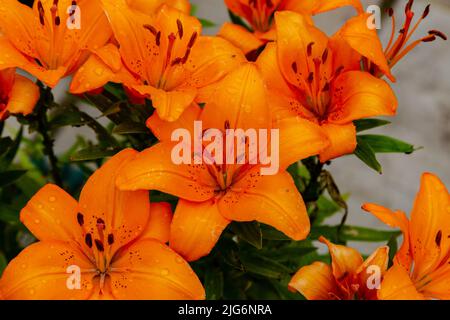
left=291, top=61, right=298, bottom=73
left=143, top=24, right=158, bottom=36
left=107, top=234, right=114, bottom=245
left=76, top=213, right=84, bottom=226
left=38, top=1, right=45, bottom=26
left=266, top=0, right=274, bottom=8
left=96, top=218, right=105, bottom=230
left=156, top=31, right=161, bottom=46
left=307, top=42, right=314, bottom=57
left=405, top=0, right=414, bottom=14
left=387, top=7, right=394, bottom=17
left=85, top=233, right=93, bottom=248
left=94, top=239, right=104, bottom=252
left=422, top=35, right=436, bottom=42
left=436, top=230, right=442, bottom=247
left=55, top=16, right=61, bottom=26
left=322, top=48, right=328, bottom=64
left=188, top=32, right=198, bottom=49
left=429, top=30, right=447, bottom=40
left=307, top=72, right=314, bottom=83
left=422, top=4, right=430, bottom=19
left=177, top=19, right=184, bottom=39
left=224, top=120, right=230, bottom=130
left=322, top=82, right=330, bottom=92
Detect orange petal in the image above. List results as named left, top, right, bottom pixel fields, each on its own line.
left=218, top=22, right=264, bottom=54
left=0, top=0, right=36, bottom=57
left=378, top=264, right=425, bottom=300
left=0, top=241, right=96, bottom=300
left=356, top=246, right=389, bottom=299
left=139, top=202, right=173, bottom=243
left=319, top=236, right=363, bottom=281
left=289, top=261, right=340, bottom=300
left=200, top=63, right=271, bottom=131
left=127, top=0, right=191, bottom=15
left=282, top=0, right=363, bottom=15
left=133, top=85, right=197, bottom=122
left=78, top=149, right=150, bottom=259
left=170, top=199, right=230, bottom=261
left=20, top=184, right=80, bottom=242
left=6, top=74, right=39, bottom=116
left=275, top=11, right=329, bottom=91
left=185, top=36, right=246, bottom=89
left=318, top=122, right=357, bottom=162
left=70, top=44, right=138, bottom=94
left=224, top=0, right=251, bottom=22
left=219, top=169, right=310, bottom=240
left=409, top=173, right=450, bottom=280
left=335, top=13, right=395, bottom=81
left=146, top=103, right=202, bottom=141
left=420, top=264, right=450, bottom=300
left=277, top=116, right=330, bottom=169
left=116, top=142, right=217, bottom=202
left=110, top=239, right=205, bottom=299
left=362, top=203, right=411, bottom=271
left=328, top=71, right=397, bottom=124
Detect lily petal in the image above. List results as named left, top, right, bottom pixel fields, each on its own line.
left=378, top=264, right=425, bottom=300
left=219, top=168, right=310, bottom=240
left=20, top=184, right=80, bottom=242
left=0, top=241, right=95, bottom=300
left=289, top=261, right=340, bottom=300
left=218, top=22, right=264, bottom=54
left=116, top=142, right=217, bottom=201
left=318, top=122, right=357, bottom=163
left=7, top=74, right=39, bottom=115
left=139, top=202, right=173, bottom=243
left=328, top=71, right=397, bottom=124
left=170, top=199, right=230, bottom=261
left=282, top=0, right=364, bottom=15
left=110, top=239, right=205, bottom=299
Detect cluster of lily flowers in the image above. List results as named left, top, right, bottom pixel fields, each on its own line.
left=0, top=0, right=448, bottom=300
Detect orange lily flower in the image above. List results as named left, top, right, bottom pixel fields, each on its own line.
left=116, top=63, right=330, bottom=261
left=363, top=173, right=450, bottom=300
left=70, top=0, right=246, bottom=122
left=0, top=68, right=39, bottom=121
left=335, top=1, right=446, bottom=82
left=289, top=236, right=389, bottom=300
left=127, top=0, right=191, bottom=15
left=220, top=0, right=363, bottom=56
left=0, top=0, right=112, bottom=88
left=256, top=11, right=397, bottom=162
left=0, top=149, right=205, bottom=300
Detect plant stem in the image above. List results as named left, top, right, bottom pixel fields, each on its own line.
left=36, top=86, right=63, bottom=187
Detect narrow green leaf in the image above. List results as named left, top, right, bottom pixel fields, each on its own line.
left=0, top=170, right=27, bottom=188
left=228, top=10, right=252, bottom=31
left=355, top=137, right=382, bottom=173
left=358, top=134, right=415, bottom=154
left=0, top=205, right=20, bottom=223
left=354, top=119, right=391, bottom=132
left=49, top=109, right=86, bottom=128
left=199, top=18, right=216, bottom=28
left=112, top=122, right=150, bottom=135
left=387, top=234, right=399, bottom=267
left=70, top=146, right=120, bottom=161
left=311, top=225, right=401, bottom=242
left=240, top=253, right=291, bottom=279
left=205, top=268, right=224, bottom=300
left=0, top=127, right=23, bottom=171
left=261, top=225, right=290, bottom=241
left=0, top=252, right=7, bottom=276
left=231, top=221, right=262, bottom=249
left=0, top=137, right=13, bottom=158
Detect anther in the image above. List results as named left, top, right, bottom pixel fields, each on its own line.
left=96, top=218, right=105, bottom=230
left=322, top=49, right=328, bottom=64
left=387, top=7, right=394, bottom=17
left=85, top=233, right=93, bottom=248
left=107, top=234, right=114, bottom=245
left=143, top=24, right=158, bottom=36
left=177, top=19, right=184, bottom=39
left=188, top=32, right=198, bottom=49
left=422, top=4, right=430, bottom=19
left=307, top=42, right=314, bottom=57
left=76, top=213, right=84, bottom=226
left=291, top=61, right=298, bottom=73
left=428, top=30, right=447, bottom=40
left=156, top=31, right=161, bottom=46
left=95, top=239, right=104, bottom=252
left=307, top=72, right=314, bottom=83
left=38, top=1, right=45, bottom=26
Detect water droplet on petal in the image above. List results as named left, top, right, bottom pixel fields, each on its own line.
left=161, top=268, right=169, bottom=276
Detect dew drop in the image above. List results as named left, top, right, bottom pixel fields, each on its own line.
left=48, top=196, right=56, bottom=202
left=161, top=268, right=169, bottom=276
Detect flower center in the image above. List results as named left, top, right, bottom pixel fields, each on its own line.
left=247, top=0, right=277, bottom=32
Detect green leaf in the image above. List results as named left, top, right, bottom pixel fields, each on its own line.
left=0, top=137, right=13, bottom=158
left=231, top=221, right=262, bottom=249
left=228, top=10, right=252, bottom=31
left=0, top=170, right=27, bottom=188
left=112, top=121, right=150, bottom=135
left=48, top=108, right=86, bottom=128
left=355, top=137, right=382, bottom=173
left=313, top=195, right=345, bottom=225
left=0, top=252, right=7, bottom=277
left=70, top=146, right=120, bottom=161
left=240, top=252, right=292, bottom=279
left=205, top=268, right=224, bottom=300
left=261, top=225, right=290, bottom=241
left=199, top=18, right=216, bottom=28
left=0, top=205, right=20, bottom=223
left=0, top=127, right=22, bottom=171
left=357, top=134, right=416, bottom=154
left=354, top=119, right=391, bottom=132
left=262, top=246, right=316, bottom=262
left=311, top=225, right=401, bottom=242
left=387, top=234, right=399, bottom=267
